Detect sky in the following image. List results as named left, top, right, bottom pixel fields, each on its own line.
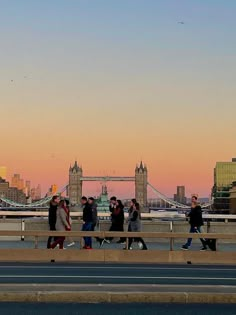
left=0, top=0, right=236, bottom=198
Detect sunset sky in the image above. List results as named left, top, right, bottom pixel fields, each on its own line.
left=0, top=0, right=236, bottom=198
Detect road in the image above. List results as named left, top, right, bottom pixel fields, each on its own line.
left=0, top=262, right=236, bottom=287
left=1, top=303, right=236, bottom=315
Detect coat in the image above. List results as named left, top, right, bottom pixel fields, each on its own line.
left=188, top=205, right=204, bottom=227
left=128, top=209, right=141, bottom=232
left=56, top=207, right=69, bottom=231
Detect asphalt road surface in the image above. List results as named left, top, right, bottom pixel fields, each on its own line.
left=0, top=262, right=236, bottom=286
left=0, top=303, right=236, bottom=315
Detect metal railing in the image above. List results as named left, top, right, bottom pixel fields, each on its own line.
left=0, top=211, right=236, bottom=222
left=0, top=230, right=235, bottom=251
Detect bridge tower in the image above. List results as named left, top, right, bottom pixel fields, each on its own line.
left=135, top=161, right=148, bottom=211
left=69, top=161, right=83, bottom=205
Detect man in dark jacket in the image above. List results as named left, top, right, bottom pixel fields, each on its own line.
left=182, top=195, right=207, bottom=251
left=47, top=195, right=60, bottom=249
left=81, top=196, right=93, bottom=249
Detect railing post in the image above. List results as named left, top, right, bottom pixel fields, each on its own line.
left=34, top=236, right=38, bottom=249
left=21, top=219, right=25, bottom=241
left=126, top=237, right=129, bottom=250
left=207, top=220, right=210, bottom=233
left=170, top=221, right=173, bottom=251
left=80, top=237, right=83, bottom=249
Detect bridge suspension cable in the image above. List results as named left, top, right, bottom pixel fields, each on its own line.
left=147, top=182, right=212, bottom=209
left=0, top=184, right=68, bottom=208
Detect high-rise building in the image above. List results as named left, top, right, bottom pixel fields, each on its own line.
left=11, top=174, right=24, bottom=191
left=0, top=177, right=27, bottom=204
left=25, top=181, right=31, bottom=197
left=31, top=184, right=41, bottom=201
left=212, top=158, right=236, bottom=210
left=174, top=186, right=187, bottom=205
left=0, top=167, right=7, bottom=180
left=46, top=184, right=58, bottom=197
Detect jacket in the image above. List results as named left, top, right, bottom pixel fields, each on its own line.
left=111, top=206, right=124, bottom=226
left=56, top=207, right=68, bottom=231
left=91, top=203, right=98, bottom=226
left=83, top=202, right=93, bottom=223
left=48, top=201, right=58, bottom=226
left=128, top=209, right=141, bottom=232
left=188, top=205, right=204, bottom=227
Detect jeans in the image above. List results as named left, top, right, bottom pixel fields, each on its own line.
left=82, top=222, right=93, bottom=247
left=47, top=223, right=56, bottom=249
left=185, top=226, right=206, bottom=247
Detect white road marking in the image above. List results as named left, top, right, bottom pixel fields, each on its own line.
left=0, top=275, right=236, bottom=280
left=0, top=266, right=235, bottom=272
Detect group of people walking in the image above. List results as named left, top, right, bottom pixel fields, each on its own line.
left=47, top=194, right=213, bottom=252
left=47, top=195, right=147, bottom=250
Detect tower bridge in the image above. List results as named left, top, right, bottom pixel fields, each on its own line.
left=69, top=161, right=148, bottom=209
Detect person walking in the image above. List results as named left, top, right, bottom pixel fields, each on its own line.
left=101, top=197, right=125, bottom=246
left=126, top=202, right=147, bottom=250
left=181, top=195, right=207, bottom=251
left=47, top=195, right=60, bottom=249
left=81, top=196, right=93, bottom=249
left=50, top=199, right=70, bottom=249
left=88, top=197, right=101, bottom=244
left=129, top=198, right=136, bottom=214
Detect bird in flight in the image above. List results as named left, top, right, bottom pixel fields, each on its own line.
left=178, top=21, right=185, bottom=24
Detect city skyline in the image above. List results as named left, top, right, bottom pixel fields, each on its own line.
left=1, top=1, right=236, bottom=198
left=1, top=160, right=215, bottom=198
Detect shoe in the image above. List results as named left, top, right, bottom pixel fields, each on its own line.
left=142, top=247, right=148, bottom=250
left=181, top=245, right=189, bottom=250
left=200, top=247, right=207, bottom=251
left=123, top=247, right=132, bottom=250
left=85, top=246, right=92, bottom=250
left=67, top=242, right=75, bottom=247
left=138, top=242, right=143, bottom=249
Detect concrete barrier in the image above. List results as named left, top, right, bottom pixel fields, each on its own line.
left=0, top=248, right=235, bottom=264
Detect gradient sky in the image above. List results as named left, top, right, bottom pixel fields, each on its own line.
left=0, top=0, right=236, bottom=198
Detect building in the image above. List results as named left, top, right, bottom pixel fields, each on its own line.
left=31, top=184, right=41, bottom=201
left=135, top=161, right=148, bottom=211
left=96, top=184, right=110, bottom=212
left=0, top=167, right=7, bottom=180
left=46, top=184, right=58, bottom=197
left=174, top=186, right=187, bottom=205
left=212, top=158, right=236, bottom=210
left=69, top=161, right=83, bottom=205
left=25, top=181, right=31, bottom=197
left=229, top=182, right=236, bottom=214
left=0, top=177, right=27, bottom=204
left=11, top=174, right=24, bottom=191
